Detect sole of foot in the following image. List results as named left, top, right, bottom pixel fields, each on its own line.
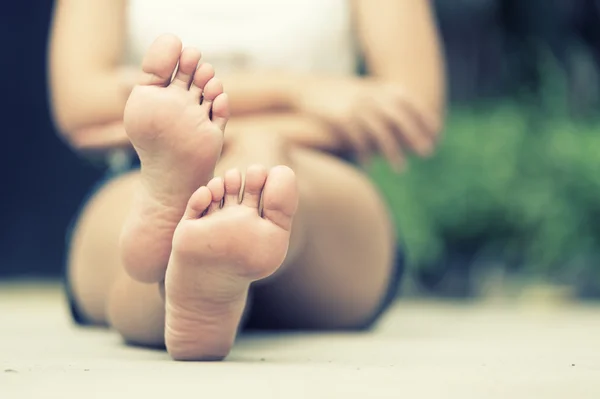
left=165, top=165, right=299, bottom=361
left=120, top=33, right=230, bottom=283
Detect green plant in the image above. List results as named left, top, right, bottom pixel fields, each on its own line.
left=369, top=102, right=600, bottom=288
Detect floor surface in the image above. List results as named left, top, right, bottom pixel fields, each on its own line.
left=1, top=281, right=599, bottom=398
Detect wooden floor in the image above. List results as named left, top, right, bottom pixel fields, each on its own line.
left=1, top=281, right=599, bottom=398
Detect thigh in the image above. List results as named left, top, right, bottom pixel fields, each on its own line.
left=67, top=171, right=139, bottom=324
left=67, top=147, right=400, bottom=331
left=246, top=148, right=399, bottom=330
left=68, top=170, right=168, bottom=345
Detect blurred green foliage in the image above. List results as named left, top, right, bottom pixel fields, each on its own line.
left=369, top=87, right=600, bottom=287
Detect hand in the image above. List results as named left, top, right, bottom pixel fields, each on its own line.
left=294, top=76, right=439, bottom=170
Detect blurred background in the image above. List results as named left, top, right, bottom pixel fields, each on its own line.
left=1, top=0, right=600, bottom=300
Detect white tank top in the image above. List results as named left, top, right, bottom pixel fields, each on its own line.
left=125, top=0, right=359, bottom=76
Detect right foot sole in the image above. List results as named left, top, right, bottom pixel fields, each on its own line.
left=120, top=34, right=230, bottom=283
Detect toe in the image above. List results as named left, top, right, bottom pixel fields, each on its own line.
left=223, top=169, right=242, bottom=206
left=206, top=177, right=225, bottom=215
left=241, top=165, right=268, bottom=209
left=182, top=186, right=212, bottom=220
left=201, top=78, right=224, bottom=113
left=139, top=34, right=182, bottom=86
left=261, top=166, right=298, bottom=231
left=190, top=63, right=215, bottom=101
left=171, top=47, right=202, bottom=89
left=211, top=93, right=230, bottom=132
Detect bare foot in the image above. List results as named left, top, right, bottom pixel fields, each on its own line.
left=120, top=34, right=229, bottom=283
left=165, top=165, right=299, bottom=360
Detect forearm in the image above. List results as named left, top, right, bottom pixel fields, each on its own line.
left=50, top=67, right=136, bottom=135
left=68, top=112, right=345, bottom=156
left=49, top=0, right=131, bottom=134
left=226, top=113, right=345, bottom=153
left=221, top=72, right=301, bottom=116
left=60, top=68, right=298, bottom=140
left=65, top=121, right=132, bottom=154
left=354, top=0, right=446, bottom=135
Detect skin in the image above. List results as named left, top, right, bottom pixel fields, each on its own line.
left=49, top=0, right=445, bottom=358
left=50, top=0, right=444, bottom=160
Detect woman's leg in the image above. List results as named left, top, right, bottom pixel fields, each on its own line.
left=67, top=171, right=168, bottom=345
left=66, top=34, right=397, bottom=358
left=68, top=136, right=396, bottom=340
left=215, top=133, right=397, bottom=330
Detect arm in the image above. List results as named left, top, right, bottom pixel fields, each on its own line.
left=48, top=0, right=131, bottom=141
left=220, top=72, right=298, bottom=116
left=67, top=122, right=132, bottom=153
left=225, top=113, right=343, bottom=152
left=48, top=0, right=307, bottom=150
left=225, top=0, right=446, bottom=139
left=241, top=0, right=447, bottom=166
left=68, top=114, right=343, bottom=155
left=223, top=0, right=447, bottom=122
left=51, top=0, right=444, bottom=157
left=352, top=0, right=446, bottom=136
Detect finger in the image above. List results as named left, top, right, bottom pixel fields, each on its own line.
left=384, top=85, right=442, bottom=140
left=355, top=109, right=405, bottom=172
left=337, top=120, right=372, bottom=165
left=398, top=95, right=443, bottom=141
left=375, top=95, right=435, bottom=157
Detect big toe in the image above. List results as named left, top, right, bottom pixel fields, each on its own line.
left=261, top=166, right=298, bottom=231
left=139, top=34, right=183, bottom=86
left=181, top=186, right=212, bottom=220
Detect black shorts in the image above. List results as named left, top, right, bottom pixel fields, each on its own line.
left=64, top=165, right=405, bottom=330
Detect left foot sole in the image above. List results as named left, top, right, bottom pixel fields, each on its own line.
left=165, top=165, right=298, bottom=360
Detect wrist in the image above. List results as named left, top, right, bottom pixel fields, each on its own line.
left=277, top=73, right=306, bottom=112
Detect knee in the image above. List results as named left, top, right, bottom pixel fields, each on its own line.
left=67, top=221, right=114, bottom=325
left=66, top=174, right=137, bottom=323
